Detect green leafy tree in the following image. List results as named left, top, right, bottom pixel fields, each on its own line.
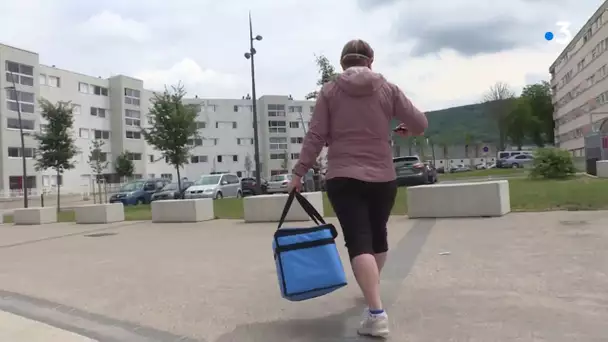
left=305, top=54, right=338, bottom=99
left=280, top=151, right=289, bottom=171
left=114, top=151, right=135, bottom=181
left=482, top=82, right=516, bottom=150
left=142, top=83, right=198, bottom=195
left=34, top=100, right=79, bottom=211
left=88, top=139, right=109, bottom=203
left=506, top=98, right=537, bottom=150
left=530, top=148, right=576, bottom=179
left=521, top=81, right=554, bottom=146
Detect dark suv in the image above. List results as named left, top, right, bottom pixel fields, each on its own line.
left=109, top=178, right=171, bottom=205
left=240, top=177, right=268, bottom=195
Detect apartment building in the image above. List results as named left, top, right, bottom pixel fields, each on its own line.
left=550, top=0, right=608, bottom=156
left=0, top=42, right=320, bottom=194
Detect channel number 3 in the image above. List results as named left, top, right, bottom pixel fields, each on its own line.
left=555, top=21, right=573, bottom=44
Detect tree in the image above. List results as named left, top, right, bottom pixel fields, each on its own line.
left=506, top=98, right=537, bottom=150
left=521, top=81, right=554, bottom=146
left=464, top=133, right=474, bottom=158
left=482, top=82, right=516, bottom=150
left=88, top=139, right=109, bottom=203
left=142, top=83, right=198, bottom=196
left=244, top=153, right=253, bottom=177
left=34, top=100, right=79, bottom=212
left=305, top=54, right=338, bottom=99
left=280, top=151, right=289, bottom=171
left=115, top=151, right=135, bottom=181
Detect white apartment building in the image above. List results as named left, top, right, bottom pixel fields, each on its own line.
left=0, top=42, right=321, bottom=195
left=551, top=0, right=608, bottom=156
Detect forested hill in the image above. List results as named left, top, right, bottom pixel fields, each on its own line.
left=392, top=101, right=499, bottom=144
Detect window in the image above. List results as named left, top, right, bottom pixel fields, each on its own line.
left=206, top=104, right=217, bottom=112
left=237, top=138, right=253, bottom=145
left=79, top=128, right=90, bottom=139
left=268, top=104, right=286, bottom=117
left=187, top=138, right=203, bottom=146
left=270, top=153, right=286, bottom=160
left=5, top=89, right=35, bottom=113
left=234, top=105, right=252, bottom=112
left=290, top=153, right=300, bottom=160
left=96, top=152, right=108, bottom=162
left=161, top=173, right=173, bottom=180
left=72, top=104, right=81, bottom=115
left=40, top=74, right=47, bottom=85
left=93, top=85, right=108, bottom=96
left=217, top=155, right=223, bottom=163
left=47, top=75, right=60, bottom=88
left=268, top=120, right=287, bottom=133
left=94, top=130, right=110, bottom=140
left=203, top=138, right=218, bottom=146
left=127, top=153, right=142, bottom=161
left=290, top=137, right=304, bottom=144
left=269, top=137, right=288, bottom=150
left=216, top=121, right=237, bottom=129
left=233, top=155, right=238, bottom=162
left=9, top=176, right=37, bottom=190
left=148, top=155, right=155, bottom=162
left=289, top=121, right=300, bottom=128
left=124, top=88, right=141, bottom=106
left=191, top=155, right=208, bottom=163
left=6, top=118, right=35, bottom=130
left=125, top=109, right=140, bottom=126
left=90, top=107, right=106, bottom=118
left=288, top=106, right=302, bottom=113
left=196, top=121, right=206, bottom=129
left=40, top=124, right=48, bottom=133
left=8, top=147, right=35, bottom=158
left=78, top=82, right=89, bottom=93
left=5, top=61, right=34, bottom=86
left=125, top=130, right=141, bottom=139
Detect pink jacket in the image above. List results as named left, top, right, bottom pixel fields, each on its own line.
left=293, top=67, right=428, bottom=182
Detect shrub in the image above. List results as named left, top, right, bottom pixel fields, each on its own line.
left=530, top=148, right=576, bottom=179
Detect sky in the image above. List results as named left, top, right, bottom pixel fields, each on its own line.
left=0, top=0, right=604, bottom=111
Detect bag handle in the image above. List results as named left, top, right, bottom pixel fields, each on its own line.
left=277, top=190, right=326, bottom=230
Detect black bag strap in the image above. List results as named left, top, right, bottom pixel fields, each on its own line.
left=277, top=190, right=326, bottom=230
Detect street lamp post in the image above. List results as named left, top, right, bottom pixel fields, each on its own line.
left=5, top=71, right=29, bottom=208
left=244, top=12, right=263, bottom=194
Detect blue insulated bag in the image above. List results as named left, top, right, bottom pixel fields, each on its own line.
left=273, top=190, right=347, bottom=301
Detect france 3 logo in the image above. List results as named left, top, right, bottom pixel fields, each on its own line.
left=545, top=22, right=572, bottom=44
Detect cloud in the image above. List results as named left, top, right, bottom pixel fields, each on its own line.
left=79, top=10, right=151, bottom=43
left=135, top=58, right=248, bottom=98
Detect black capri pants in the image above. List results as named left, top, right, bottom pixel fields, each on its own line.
left=326, top=177, right=398, bottom=260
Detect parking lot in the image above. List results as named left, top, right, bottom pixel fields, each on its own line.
left=1, top=211, right=607, bottom=341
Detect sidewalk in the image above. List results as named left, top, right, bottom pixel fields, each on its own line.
left=0, top=310, right=96, bottom=342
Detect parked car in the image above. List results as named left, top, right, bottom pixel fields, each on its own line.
left=184, top=173, right=242, bottom=199
left=500, top=154, right=534, bottom=168
left=240, top=177, right=268, bottom=195
left=266, top=174, right=300, bottom=194
left=475, top=162, right=496, bottom=170
left=393, top=156, right=434, bottom=186
left=449, top=164, right=471, bottom=173
left=109, top=178, right=171, bottom=205
left=150, top=181, right=193, bottom=201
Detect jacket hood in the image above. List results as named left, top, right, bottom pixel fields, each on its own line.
left=334, top=67, right=386, bottom=97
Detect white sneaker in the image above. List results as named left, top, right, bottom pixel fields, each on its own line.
left=358, top=310, right=389, bottom=338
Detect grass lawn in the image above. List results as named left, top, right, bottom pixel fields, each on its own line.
left=3, top=176, right=607, bottom=223
left=439, top=168, right=527, bottom=180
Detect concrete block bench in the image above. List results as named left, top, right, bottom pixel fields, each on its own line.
left=407, top=180, right=511, bottom=218
left=13, top=207, right=57, bottom=225
left=151, top=199, right=214, bottom=223
left=243, top=191, right=324, bottom=223
left=74, top=203, right=125, bottom=224
left=597, top=160, right=608, bottom=177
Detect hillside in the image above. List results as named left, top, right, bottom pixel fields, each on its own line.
left=392, top=102, right=499, bottom=145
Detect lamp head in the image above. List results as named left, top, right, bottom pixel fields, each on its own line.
left=255, top=35, right=263, bottom=41
left=244, top=52, right=251, bottom=59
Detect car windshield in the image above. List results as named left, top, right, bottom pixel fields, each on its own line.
left=270, top=175, right=289, bottom=181
left=120, top=181, right=145, bottom=192
left=162, top=183, right=178, bottom=191
left=393, top=157, right=419, bottom=167
left=195, top=175, right=221, bottom=185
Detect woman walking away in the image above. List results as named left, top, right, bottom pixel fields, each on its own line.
left=288, top=39, right=428, bottom=338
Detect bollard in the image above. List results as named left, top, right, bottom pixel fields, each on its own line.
left=41, top=192, right=44, bottom=207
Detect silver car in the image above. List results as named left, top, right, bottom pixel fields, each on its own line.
left=502, top=154, right=534, bottom=168
left=184, top=173, right=242, bottom=200
left=266, top=174, right=296, bottom=194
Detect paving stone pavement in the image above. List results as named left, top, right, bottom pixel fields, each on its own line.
left=0, top=211, right=607, bottom=341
